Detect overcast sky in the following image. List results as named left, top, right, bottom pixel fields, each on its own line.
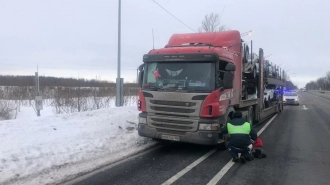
left=1, top=0, right=329, bottom=87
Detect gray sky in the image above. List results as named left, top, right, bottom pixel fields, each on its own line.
left=1, top=0, right=329, bottom=87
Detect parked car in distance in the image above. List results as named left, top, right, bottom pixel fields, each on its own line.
left=283, top=91, right=299, bottom=105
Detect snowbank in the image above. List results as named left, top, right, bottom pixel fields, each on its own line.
left=0, top=106, right=156, bottom=185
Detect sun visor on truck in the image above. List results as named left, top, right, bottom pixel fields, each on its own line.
left=167, top=31, right=241, bottom=54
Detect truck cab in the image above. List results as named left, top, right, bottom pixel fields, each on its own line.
left=137, top=31, right=285, bottom=147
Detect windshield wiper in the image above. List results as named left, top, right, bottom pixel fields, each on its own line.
left=144, top=86, right=165, bottom=91
left=177, top=88, right=212, bottom=93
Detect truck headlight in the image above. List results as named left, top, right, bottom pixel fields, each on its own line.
left=199, top=123, right=218, bottom=131
left=139, top=117, right=147, bottom=124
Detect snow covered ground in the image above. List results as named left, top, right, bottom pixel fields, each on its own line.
left=0, top=102, right=157, bottom=185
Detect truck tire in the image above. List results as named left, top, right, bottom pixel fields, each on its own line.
left=218, top=134, right=229, bottom=150
left=264, top=98, right=269, bottom=108
left=278, top=103, right=283, bottom=113
left=218, top=116, right=231, bottom=150
left=247, top=106, right=254, bottom=125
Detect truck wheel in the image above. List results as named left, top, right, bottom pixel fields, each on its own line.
left=219, top=134, right=229, bottom=150
left=219, top=116, right=231, bottom=150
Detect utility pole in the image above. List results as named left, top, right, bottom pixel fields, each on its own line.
left=136, top=67, right=139, bottom=83
left=35, top=66, right=42, bottom=116
left=116, top=0, right=123, bottom=107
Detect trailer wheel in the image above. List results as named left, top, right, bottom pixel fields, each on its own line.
left=264, top=98, right=269, bottom=108
left=247, top=106, right=254, bottom=125
left=277, top=102, right=283, bottom=112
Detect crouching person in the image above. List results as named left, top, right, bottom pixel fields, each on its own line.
left=221, top=111, right=257, bottom=163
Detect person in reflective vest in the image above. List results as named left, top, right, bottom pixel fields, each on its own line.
left=221, top=111, right=257, bottom=163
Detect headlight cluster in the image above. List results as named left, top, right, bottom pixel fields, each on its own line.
left=199, top=123, right=218, bottom=131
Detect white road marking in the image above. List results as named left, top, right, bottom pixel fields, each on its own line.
left=206, top=114, right=278, bottom=185
left=302, top=105, right=309, bottom=110
left=161, top=149, right=217, bottom=185
left=206, top=160, right=234, bottom=185
left=257, top=115, right=278, bottom=136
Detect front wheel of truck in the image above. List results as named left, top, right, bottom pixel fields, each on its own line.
left=218, top=115, right=231, bottom=150
left=218, top=134, right=229, bottom=150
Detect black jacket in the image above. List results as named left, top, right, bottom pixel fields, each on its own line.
left=221, top=118, right=257, bottom=148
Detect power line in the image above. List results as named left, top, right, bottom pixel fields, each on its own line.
left=0, top=63, right=137, bottom=71
left=218, top=6, right=226, bottom=23
left=152, top=0, right=196, bottom=32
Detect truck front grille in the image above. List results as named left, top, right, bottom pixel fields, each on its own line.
left=148, top=115, right=198, bottom=132
left=151, top=123, right=193, bottom=130
left=146, top=96, right=202, bottom=132
left=150, top=100, right=196, bottom=107
left=151, top=118, right=193, bottom=125
left=150, top=106, right=195, bottom=113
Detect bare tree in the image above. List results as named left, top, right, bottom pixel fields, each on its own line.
left=0, top=100, right=16, bottom=120
left=198, top=13, right=228, bottom=32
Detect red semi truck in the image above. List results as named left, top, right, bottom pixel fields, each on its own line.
left=137, top=30, right=285, bottom=148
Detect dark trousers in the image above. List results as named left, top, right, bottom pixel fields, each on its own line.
left=228, top=144, right=251, bottom=159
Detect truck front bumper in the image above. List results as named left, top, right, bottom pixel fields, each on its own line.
left=137, top=112, right=224, bottom=145
left=138, top=123, right=220, bottom=145
left=284, top=100, right=299, bottom=105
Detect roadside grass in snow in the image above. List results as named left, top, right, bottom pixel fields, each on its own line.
left=0, top=106, right=156, bottom=185
left=0, top=85, right=139, bottom=120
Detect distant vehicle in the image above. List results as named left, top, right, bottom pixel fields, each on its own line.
left=283, top=91, right=299, bottom=105
left=302, top=88, right=306, bottom=92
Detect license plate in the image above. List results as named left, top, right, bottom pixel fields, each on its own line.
left=161, top=134, right=180, bottom=141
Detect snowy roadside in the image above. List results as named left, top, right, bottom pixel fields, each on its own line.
left=0, top=106, right=157, bottom=185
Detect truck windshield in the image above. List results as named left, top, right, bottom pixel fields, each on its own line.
left=142, top=62, right=215, bottom=91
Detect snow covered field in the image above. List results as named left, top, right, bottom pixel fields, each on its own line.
left=0, top=102, right=157, bottom=185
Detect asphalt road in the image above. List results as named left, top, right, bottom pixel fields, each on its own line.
left=65, top=91, right=330, bottom=185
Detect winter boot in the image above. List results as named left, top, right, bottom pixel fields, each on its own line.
left=240, top=157, right=246, bottom=164
left=253, top=149, right=262, bottom=159
left=232, top=157, right=239, bottom=162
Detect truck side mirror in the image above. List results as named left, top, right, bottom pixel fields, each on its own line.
left=138, top=71, right=144, bottom=87
left=223, top=72, right=234, bottom=89
left=138, top=64, right=144, bottom=71
left=225, top=63, right=236, bottom=71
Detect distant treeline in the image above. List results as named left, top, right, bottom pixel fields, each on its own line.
left=306, top=71, right=330, bottom=90
left=0, top=75, right=138, bottom=87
